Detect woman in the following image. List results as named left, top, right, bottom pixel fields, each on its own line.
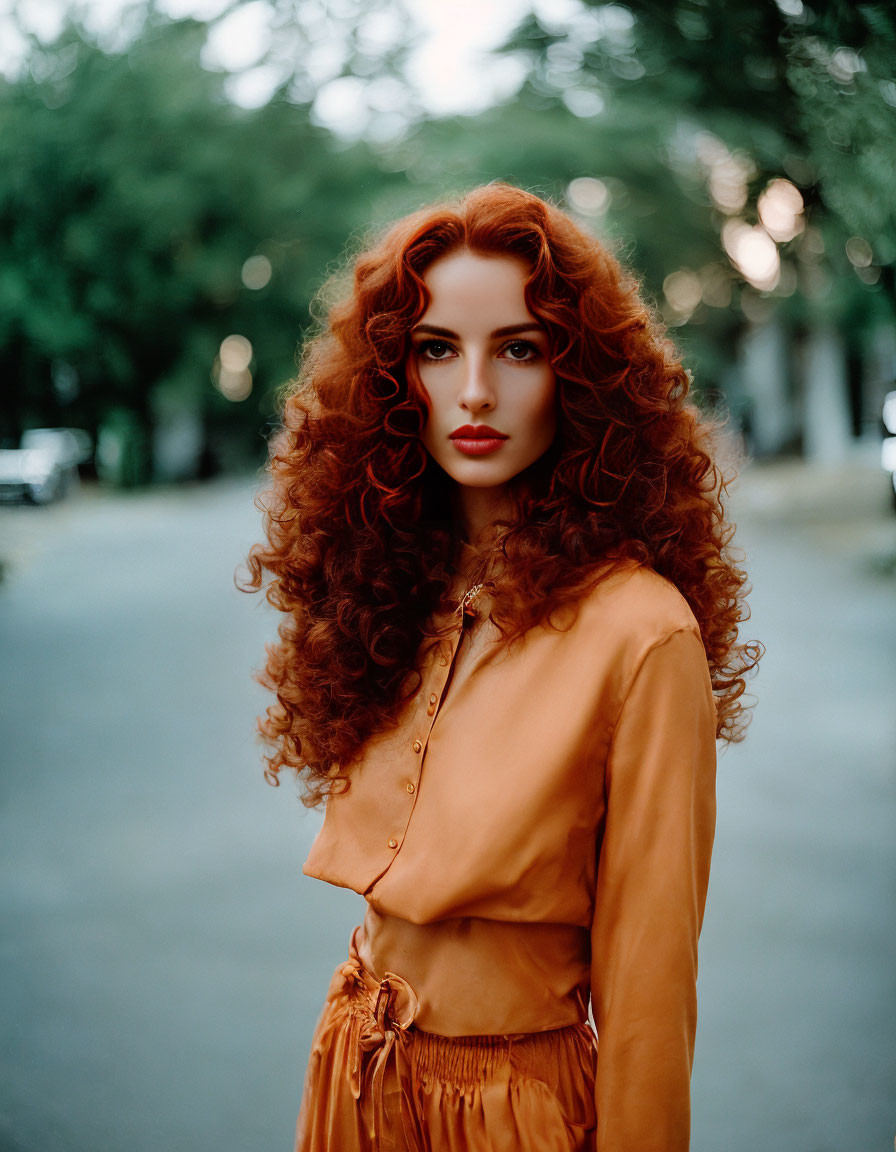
left=246, top=183, right=760, bottom=1151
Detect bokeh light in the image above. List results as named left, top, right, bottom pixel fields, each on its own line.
left=219, top=334, right=252, bottom=372
left=663, top=269, right=702, bottom=323
left=699, top=263, right=733, bottom=309
left=757, top=178, right=804, bottom=242
left=214, top=334, right=253, bottom=401
left=697, top=134, right=753, bottom=215
left=722, top=219, right=780, bottom=292
left=566, top=176, right=610, bottom=215
left=241, top=254, right=272, bottom=289
left=828, top=46, right=866, bottom=84
left=845, top=236, right=873, bottom=267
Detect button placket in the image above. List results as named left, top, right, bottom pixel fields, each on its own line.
left=408, top=651, right=454, bottom=765
left=385, top=615, right=469, bottom=862
left=427, top=606, right=475, bottom=723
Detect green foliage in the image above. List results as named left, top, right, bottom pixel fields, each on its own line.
left=0, top=13, right=396, bottom=469
left=2, top=0, right=893, bottom=476
left=491, top=0, right=896, bottom=338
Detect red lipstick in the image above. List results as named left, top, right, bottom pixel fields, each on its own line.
left=449, top=424, right=508, bottom=456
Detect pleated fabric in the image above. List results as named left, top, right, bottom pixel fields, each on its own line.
left=296, top=944, right=597, bottom=1152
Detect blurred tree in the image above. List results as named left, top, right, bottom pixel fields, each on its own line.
left=408, top=0, right=892, bottom=452
left=493, top=1, right=896, bottom=342
left=0, top=11, right=396, bottom=474
left=3, top=0, right=893, bottom=473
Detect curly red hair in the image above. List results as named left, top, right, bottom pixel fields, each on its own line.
left=244, top=183, right=761, bottom=803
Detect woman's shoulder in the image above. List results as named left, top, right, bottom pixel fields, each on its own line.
left=570, top=560, right=701, bottom=650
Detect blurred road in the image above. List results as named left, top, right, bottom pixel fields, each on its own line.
left=1, top=461, right=894, bottom=1152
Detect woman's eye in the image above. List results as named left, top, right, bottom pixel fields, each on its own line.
left=502, top=340, right=538, bottom=361
left=419, top=340, right=454, bottom=360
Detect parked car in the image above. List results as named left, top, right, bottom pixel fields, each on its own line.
left=20, top=427, right=92, bottom=469
left=882, top=390, right=896, bottom=511
left=0, top=428, right=92, bottom=504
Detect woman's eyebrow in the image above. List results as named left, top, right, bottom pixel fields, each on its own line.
left=491, top=323, right=544, bottom=338
left=412, top=324, right=459, bottom=338
left=411, top=322, right=544, bottom=338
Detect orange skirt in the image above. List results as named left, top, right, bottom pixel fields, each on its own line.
left=296, top=940, right=597, bottom=1152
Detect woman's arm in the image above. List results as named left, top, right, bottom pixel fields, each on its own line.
left=591, top=625, right=717, bottom=1151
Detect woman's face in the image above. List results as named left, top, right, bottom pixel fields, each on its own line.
left=410, top=249, right=557, bottom=499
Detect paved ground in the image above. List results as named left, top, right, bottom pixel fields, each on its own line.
left=691, top=458, right=896, bottom=1152
left=0, top=458, right=893, bottom=1152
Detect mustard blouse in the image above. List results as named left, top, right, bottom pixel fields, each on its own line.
left=303, top=562, right=717, bottom=1150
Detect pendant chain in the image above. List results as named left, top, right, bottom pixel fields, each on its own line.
left=458, top=582, right=486, bottom=618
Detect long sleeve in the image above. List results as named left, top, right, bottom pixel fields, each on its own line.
left=590, top=625, right=717, bottom=1151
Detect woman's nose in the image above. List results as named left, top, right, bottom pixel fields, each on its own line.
left=459, top=354, right=495, bottom=413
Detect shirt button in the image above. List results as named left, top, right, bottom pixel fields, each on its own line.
left=388, top=838, right=398, bottom=849
left=406, top=781, right=416, bottom=794
left=412, top=740, right=422, bottom=753
left=429, top=693, right=437, bottom=705
left=426, top=705, right=435, bottom=716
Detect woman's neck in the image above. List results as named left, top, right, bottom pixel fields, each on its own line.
left=449, top=486, right=513, bottom=600
left=455, top=484, right=513, bottom=545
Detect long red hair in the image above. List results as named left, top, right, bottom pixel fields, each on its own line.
left=244, top=183, right=761, bottom=803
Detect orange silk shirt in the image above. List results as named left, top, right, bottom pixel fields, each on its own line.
left=303, top=562, right=718, bottom=1151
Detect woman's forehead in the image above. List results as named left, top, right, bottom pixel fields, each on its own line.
left=420, top=250, right=535, bottom=330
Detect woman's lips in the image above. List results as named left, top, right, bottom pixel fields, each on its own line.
left=449, top=425, right=508, bottom=456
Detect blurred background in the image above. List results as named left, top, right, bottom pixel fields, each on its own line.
left=1, top=0, right=894, bottom=1149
